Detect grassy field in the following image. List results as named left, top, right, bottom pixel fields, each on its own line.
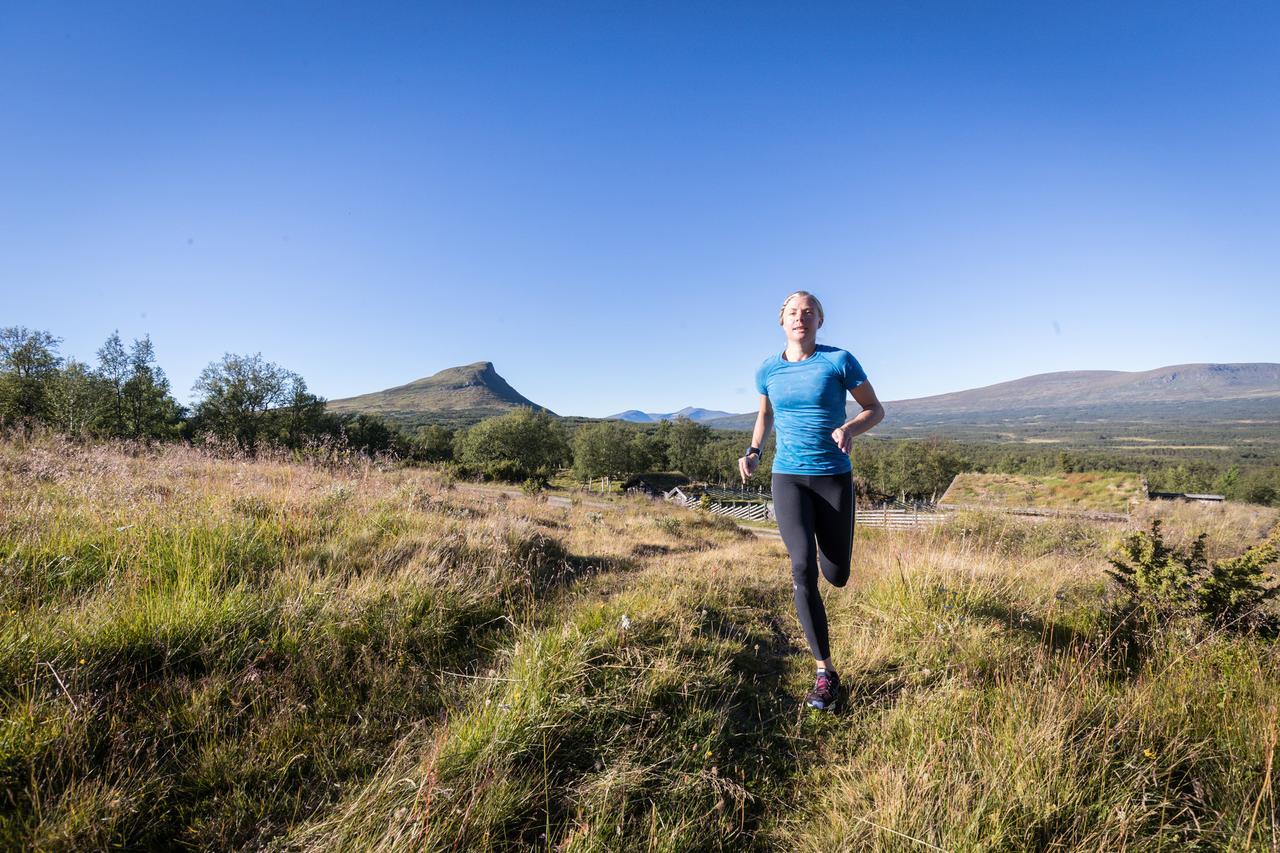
left=939, top=471, right=1148, bottom=514
left=2, top=435, right=1279, bottom=850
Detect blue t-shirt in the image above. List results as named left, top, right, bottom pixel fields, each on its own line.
left=755, top=345, right=867, bottom=475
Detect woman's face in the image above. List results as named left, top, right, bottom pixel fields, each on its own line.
left=781, top=295, right=822, bottom=345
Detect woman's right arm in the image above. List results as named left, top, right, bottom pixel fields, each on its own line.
left=739, top=395, right=773, bottom=482
left=751, top=394, right=773, bottom=450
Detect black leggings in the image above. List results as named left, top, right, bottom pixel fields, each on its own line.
left=772, top=471, right=854, bottom=661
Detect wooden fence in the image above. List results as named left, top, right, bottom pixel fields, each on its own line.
left=702, top=486, right=772, bottom=501
left=855, top=504, right=947, bottom=529
left=666, top=489, right=946, bottom=529
left=707, top=501, right=771, bottom=522
left=666, top=486, right=1134, bottom=529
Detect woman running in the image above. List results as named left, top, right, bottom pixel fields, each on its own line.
left=739, top=291, right=884, bottom=711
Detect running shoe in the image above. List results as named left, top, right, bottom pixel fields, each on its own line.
left=805, top=668, right=840, bottom=711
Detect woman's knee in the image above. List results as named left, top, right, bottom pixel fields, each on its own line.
left=820, top=557, right=851, bottom=588
left=790, top=555, right=817, bottom=589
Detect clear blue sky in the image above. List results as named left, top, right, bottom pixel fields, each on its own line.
left=3, top=1, right=1277, bottom=418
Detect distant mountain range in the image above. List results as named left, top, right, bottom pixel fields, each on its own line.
left=325, top=361, right=1280, bottom=445
left=706, top=362, right=1280, bottom=430
left=883, top=362, right=1280, bottom=412
left=607, top=407, right=735, bottom=424
left=704, top=363, right=1280, bottom=448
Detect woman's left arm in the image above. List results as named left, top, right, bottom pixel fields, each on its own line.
left=832, top=381, right=885, bottom=453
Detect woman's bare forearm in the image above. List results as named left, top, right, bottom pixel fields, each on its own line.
left=839, top=404, right=883, bottom=438
left=752, top=412, right=773, bottom=450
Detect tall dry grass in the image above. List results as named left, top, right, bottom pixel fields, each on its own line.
left=2, top=434, right=594, bottom=848
left=777, top=508, right=1280, bottom=851
left=2, top=433, right=1277, bottom=850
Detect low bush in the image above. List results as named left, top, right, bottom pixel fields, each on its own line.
left=1106, top=519, right=1279, bottom=636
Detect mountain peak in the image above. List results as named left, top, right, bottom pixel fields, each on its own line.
left=327, top=361, right=554, bottom=418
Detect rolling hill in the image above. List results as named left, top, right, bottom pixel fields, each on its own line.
left=882, top=363, right=1280, bottom=414
left=706, top=363, right=1280, bottom=448
left=325, top=361, right=553, bottom=427
left=325, top=360, right=1280, bottom=452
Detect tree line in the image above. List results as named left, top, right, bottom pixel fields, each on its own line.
left=0, top=326, right=768, bottom=485
left=450, top=410, right=774, bottom=487
left=4, top=324, right=1277, bottom=506
left=0, top=326, right=409, bottom=457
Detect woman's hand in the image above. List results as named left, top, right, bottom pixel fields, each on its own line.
left=738, top=452, right=759, bottom=484
left=831, top=426, right=852, bottom=454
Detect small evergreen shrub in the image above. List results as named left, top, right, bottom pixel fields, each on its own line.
left=653, top=516, right=681, bottom=537
left=1199, top=541, right=1279, bottom=632
left=1107, top=519, right=1279, bottom=636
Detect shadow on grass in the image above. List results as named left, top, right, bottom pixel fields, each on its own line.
left=629, top=542, right=722, bottom=558
left=969, top=600, right=1086, bottom=655
left=545, top=552, right=639, bottom=593
left=837, top=660, right=914, bottom=712
left=970, top=599, right=1164, bottom=685
left=696, top=598, right=820, bottom=841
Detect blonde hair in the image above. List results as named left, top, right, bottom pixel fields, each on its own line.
left=778, top=291, right=824, bottom=325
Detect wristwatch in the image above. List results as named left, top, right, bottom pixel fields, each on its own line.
left=745, top=446, right=761, bottom=459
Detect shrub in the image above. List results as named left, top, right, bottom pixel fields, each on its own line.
left=1107, top=520, right=1203, bottom=619
left=453, top=408, right=569, bottom=483
left=653, top=516, right=681, bottom=537
left=1107, top=519, right=1279, bottom=635
left=1199, top=541, right=1279, bottom=631
left=571, top=420, right=639, bottom=480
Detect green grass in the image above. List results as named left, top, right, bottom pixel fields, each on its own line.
left=940, top=471, right=1147, bottom=514
left=2, top=434, right=1278, bottom=849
